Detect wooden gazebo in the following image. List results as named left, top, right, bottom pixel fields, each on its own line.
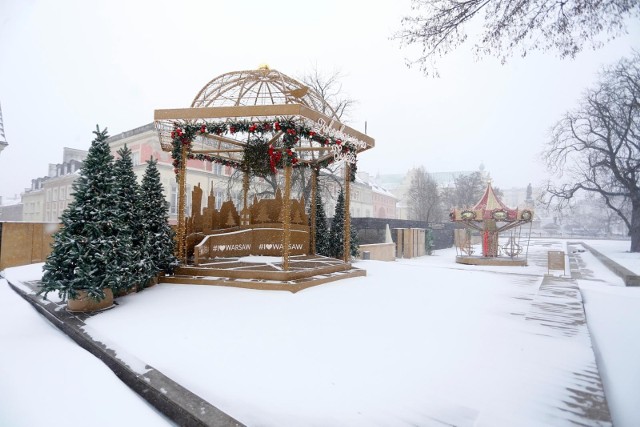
left=154, top=66, right=374, bottom=278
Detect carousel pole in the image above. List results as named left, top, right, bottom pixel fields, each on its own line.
left=282, top=164, right=292, bottom=270
left=310, top=166, right=318, bottom=255
left=176, top=143, right=189, bottom=264
left=343, top=162, right=351, bottom=263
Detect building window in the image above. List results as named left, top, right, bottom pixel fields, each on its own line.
left=170, top=184, right=177, bottom=215
left=46, top=189, right=51, bottom=202
left=132, top=151, right=141, bottom=166
left=234, top=192, right=244, bottom=209
left=52, top=188, right=58, bottom=202
left=186, top=184, right=192, bottom=216
left=215, top=190, right=224, bottom=210
left=213, top=163, right=222, bottom=175
left=59, top=187, right=65, bottom=200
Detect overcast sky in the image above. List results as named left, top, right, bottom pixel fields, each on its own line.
left=1, top=0, right=638, bottom=200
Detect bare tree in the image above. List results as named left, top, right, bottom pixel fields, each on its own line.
left=394, top=0, right=639, bottom=75
left=442, top=171, right=487, bottom=208
left=299, top=67, right=356, bottom=122
left=407, top=166, right=443, bottom=222
left=544, top=53, right=640, bottom=252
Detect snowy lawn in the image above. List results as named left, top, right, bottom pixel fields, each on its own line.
left=2, top=238, right=639, bottom=426
left=581, top=239, right=639, bottom=274
left=571, top=239, right=640, bottom=427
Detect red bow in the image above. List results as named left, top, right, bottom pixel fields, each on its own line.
left=268, top=145, right=282, bottom=174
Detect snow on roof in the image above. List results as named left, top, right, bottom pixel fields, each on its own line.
left=0, top=195, right=21, bottom=206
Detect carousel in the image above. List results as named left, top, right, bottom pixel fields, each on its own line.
left=154, top=66, right=374, bottom=292
left=450, top=182, right=533, bottom=266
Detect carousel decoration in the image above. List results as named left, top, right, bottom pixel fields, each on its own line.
left=154, top=66, right=374, bottom=291
left=450, top=182, right=533, bottom=266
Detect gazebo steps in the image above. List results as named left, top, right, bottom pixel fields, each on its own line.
left=159, top=255, right=366, bottom=293
left=160, top=267, right=366, bottom=293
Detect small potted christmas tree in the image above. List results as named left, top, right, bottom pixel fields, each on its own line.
left=39, top=126, right=124, bottom=311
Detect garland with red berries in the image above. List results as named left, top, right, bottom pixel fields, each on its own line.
left=170, top=118, right=358, bottom=180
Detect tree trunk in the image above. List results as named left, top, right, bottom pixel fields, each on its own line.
left=631, top=200, right=640, bottom=253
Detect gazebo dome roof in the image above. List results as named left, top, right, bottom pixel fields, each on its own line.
left=191, top=66, right=339, bottom=119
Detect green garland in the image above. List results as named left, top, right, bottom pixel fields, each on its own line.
left=170, top=118, right=358, bottom=181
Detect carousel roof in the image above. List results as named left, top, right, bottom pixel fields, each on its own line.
left=472, top=182, right=512, bottom=212
left=450, top=182, right=533, bottom=222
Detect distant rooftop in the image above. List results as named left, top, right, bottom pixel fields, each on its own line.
left=0, top=194, right=21, bottom=206
left=107, top=123, right=155, bottom=143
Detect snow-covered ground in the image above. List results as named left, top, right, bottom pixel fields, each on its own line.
left=1, top=238, right=638, bottom=426
left=581, top=239, right=639, bottom=274
left=0, top=277, right=173, bottom=427
left=570, top=240, right=640, bottom=427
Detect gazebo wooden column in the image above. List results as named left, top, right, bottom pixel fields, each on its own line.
left=282, top=165, right=292, bottom=270
left=343, top=163, right=351, bottom=263
left=176, top=144, right=189, bottom=263
left=309, top=167, right=318, bottom=255
left=242, top=169, right=250, bottom=225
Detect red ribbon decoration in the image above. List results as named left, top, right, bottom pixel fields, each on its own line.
left=268, top=144, right=282, bottom=174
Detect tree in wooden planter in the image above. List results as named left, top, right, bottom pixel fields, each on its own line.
left=39, top=126, right=126, bottom=310
left=139, top=157, right=178, bottom=284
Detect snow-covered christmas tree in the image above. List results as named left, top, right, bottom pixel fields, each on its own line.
left=40, top=126, right=124, bottom=302
left=329, top=189, right=359, bottom=259
left=311, top=188, right=330, bottom=256
left=139, top=157, right=178, bottom=281
left=112, top=145, right=143, bottom=293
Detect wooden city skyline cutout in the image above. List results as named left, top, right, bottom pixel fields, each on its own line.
left=185, top=183, right=310, bottom=262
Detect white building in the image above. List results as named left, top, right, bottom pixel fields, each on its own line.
left=22, top=148, right=87, bottom=222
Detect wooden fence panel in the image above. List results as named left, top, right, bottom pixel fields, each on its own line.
left=0, top=222, right=59, bottom=270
